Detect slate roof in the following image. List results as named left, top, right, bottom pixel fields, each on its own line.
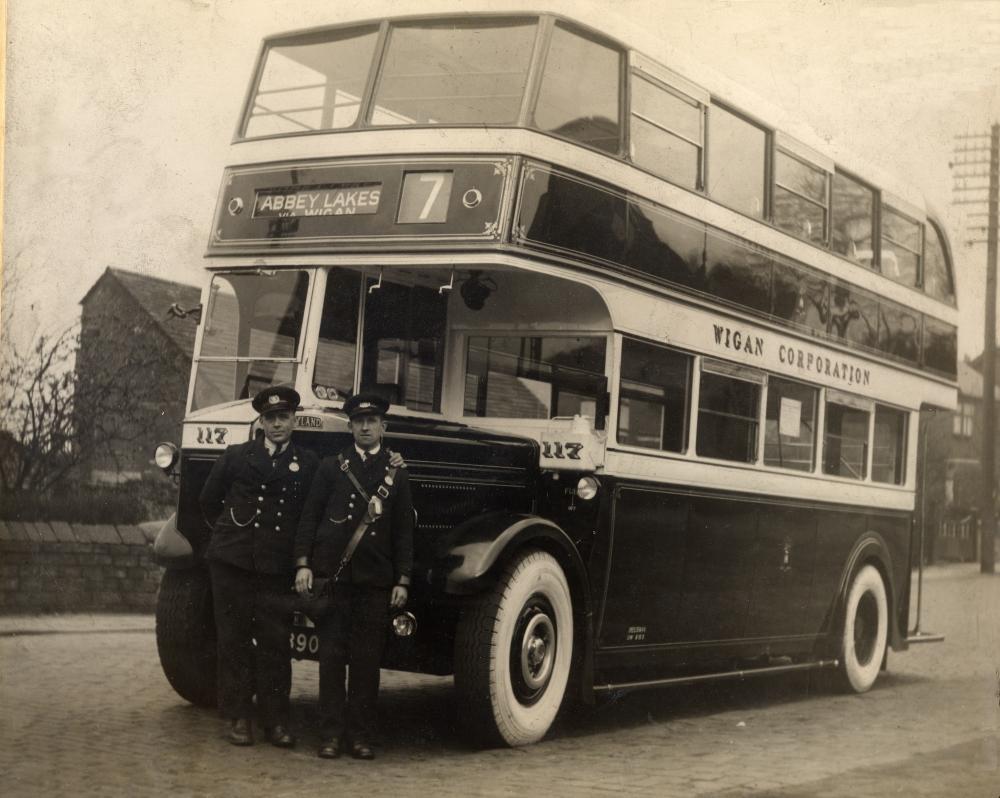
left=81, top=268, right=201, bottom=357
left=958, top=358, right=1000, bottom=402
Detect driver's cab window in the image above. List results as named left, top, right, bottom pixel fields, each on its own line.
left=313, top=269, right=448, bottom=412
left=361, top=278, right=447, bottom=412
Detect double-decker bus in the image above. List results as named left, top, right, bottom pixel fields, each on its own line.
left=152, top=11, right=955, bottom=747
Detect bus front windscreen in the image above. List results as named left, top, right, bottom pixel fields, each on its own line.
left=191, top=270, right=309, bottom=411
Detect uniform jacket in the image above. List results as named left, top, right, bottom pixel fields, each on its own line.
left=200, top=437, right=320, bottom=575
left=294, top=445, right=413, bottom=588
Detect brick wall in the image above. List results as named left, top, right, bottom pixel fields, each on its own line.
left=0, top=521, right=161, bottom=613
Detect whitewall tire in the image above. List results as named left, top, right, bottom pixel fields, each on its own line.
left=837, top=564, right=888, bottom=693
left=455, top=550, right=574, bottom=746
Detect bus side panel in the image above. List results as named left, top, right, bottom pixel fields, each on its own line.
left=598, top=486, right=687, bottom=648
left=808, top=510, right=866, bottom=633
left=865, top=511, right=911, bottom=646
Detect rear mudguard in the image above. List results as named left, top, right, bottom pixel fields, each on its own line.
left=431, top=510, right=595, bottom=702
left=153, top=513, right=196, bottom=570
left=830, top=532, right=903, bottom=653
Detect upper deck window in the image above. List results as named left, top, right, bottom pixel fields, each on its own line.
left=534, top=23, right=622, bottom=154
left=243, top=26, right=379, bottom=138
left=371, top=19, right=536, bottom=126
left=923, top=221, right=956, bottom=303
left=831, top=171, right=875, bottom=267
left=629, top=65, right=704, bottom=189
left=880, top=205, right=922, bottom=287
left=707, top=104, right=767, bottom=219
left=774, top=150, right=828, bottom=244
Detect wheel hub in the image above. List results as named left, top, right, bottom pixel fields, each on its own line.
left=520, top=613, right=555, bottom=690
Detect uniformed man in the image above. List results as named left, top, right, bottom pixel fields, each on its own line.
left=294, top=393, right=414, bottom=760
left=199, top=385, right=319, bottom=748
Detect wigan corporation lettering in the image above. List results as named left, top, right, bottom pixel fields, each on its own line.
left=253, top=185, right=382, bottom=218
left=711, top=323, right=871, bottom=388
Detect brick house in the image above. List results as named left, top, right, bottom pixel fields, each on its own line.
left=917, top=356, right=1000, bottom=562
left=76, top=268, right=200, bottom=483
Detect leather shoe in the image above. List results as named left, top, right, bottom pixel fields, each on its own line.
left=266, top=725, right=296, bottom=748
left=350, top=740, right=375, bottom=760
left=228, top=718, right=253, bottom=746
left=317, top=738, right=341, bottom=759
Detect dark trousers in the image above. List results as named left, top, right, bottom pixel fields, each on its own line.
left=209, top=560, right=293, bottom=726
left=312, top=583, right=389, bottom=741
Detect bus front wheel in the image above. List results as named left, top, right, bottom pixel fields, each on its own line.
left=454, top=549, right=573, bottom=747
left=835, top=564, right=888, bottom=693
left=156, top=568, right=218, bottom=708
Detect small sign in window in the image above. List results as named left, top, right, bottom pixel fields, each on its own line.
left=779, top=397, right=802, bottom=437
left=397, top=172, right=454, bottom=223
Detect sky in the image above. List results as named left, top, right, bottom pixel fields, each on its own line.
left=4, top=0, right=1000, bottom=361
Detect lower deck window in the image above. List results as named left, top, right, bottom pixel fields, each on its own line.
left=696, top=365, right=761, bottom=462
left=617, top=338, right=690, bottom=452
left=464, top=335, right=607, bottom=419
left=823, top=400, right=870, bottom=479
left=872, top=405, right=907, bottom=484
left=764, top=377, right=817, bottom=471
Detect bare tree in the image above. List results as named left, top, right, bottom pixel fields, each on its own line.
left=0, top=320, right=167, bottom=496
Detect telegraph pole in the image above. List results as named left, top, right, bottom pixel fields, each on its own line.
left=952, top=125, right=999, bottom=574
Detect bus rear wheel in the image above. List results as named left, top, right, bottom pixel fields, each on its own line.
left=156, top=568, right=218, bottom=708
left=454, top=550, right=573, bottom=747
left=836, top=564, right=888, bottom=693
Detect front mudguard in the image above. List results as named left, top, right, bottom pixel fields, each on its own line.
left=431, top=510, right=595, bottom=703
left=153, top=513, right=196, bottom=569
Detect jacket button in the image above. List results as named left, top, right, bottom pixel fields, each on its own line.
left=258, top=496, right=263, bottom=502
left=348, top=503, right=354, bottom=509
left=347, top=515, right=353, bottom=521
left=277, top=512, right=282, bottom=517
left=275, top=526, right=281, bottom=531
left=254, top=523, right=260, bottom=529
left=260, top=484, right=266, bottom=489
left=350, top=493, right=356, bottom=499
left=280, top=499, right=285, bottom=505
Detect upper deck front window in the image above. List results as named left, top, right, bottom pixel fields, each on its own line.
left=371, top=19, right=536, bottom=126
left=243, top=26, right=379, bottom=138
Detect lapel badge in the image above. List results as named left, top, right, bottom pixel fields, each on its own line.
left=289, top=462, right=300, bottom=472
left=384, top=475, right=394, bottom=486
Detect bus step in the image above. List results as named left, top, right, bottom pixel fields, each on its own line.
left=905, top=631, right=944, bottom=644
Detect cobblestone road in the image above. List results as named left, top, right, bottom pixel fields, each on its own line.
left=1, top=564, right=998, bottom=797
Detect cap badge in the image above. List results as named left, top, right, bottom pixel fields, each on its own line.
left=268, top=394, right=280, bottom=405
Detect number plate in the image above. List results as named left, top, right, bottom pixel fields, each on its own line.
left=289, top=612, right=321, bottom=659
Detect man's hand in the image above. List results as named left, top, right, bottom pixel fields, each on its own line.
left=295, top=567, right=313, bottom=596
left=388, top=450, right=406, bottom=469
left=390, top=585, right=408, bottom=608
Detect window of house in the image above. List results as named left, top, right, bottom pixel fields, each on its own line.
left=774, top=150, right=828, bottom=244
left=706, top=104, right=767, bottom=218
left=617, top=338, right=691, bottom=452
left=629, top=68, right=703, bottom=189
left=534, top=24, right=622, bottom=154
left=831, top=171, right=875, bottom=266
left=881, top=206, right=922, bottom=287
left=696, top=361, right=763, bottom=462
left=763, top=377, right=817, bottom=472
left=953, top=400, right=975, bottom=438
left=464, top=335, right=608, bottom=419
left=823, top=392, right=871, bottom=480
left=872, top=405, right=907, bottom=484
